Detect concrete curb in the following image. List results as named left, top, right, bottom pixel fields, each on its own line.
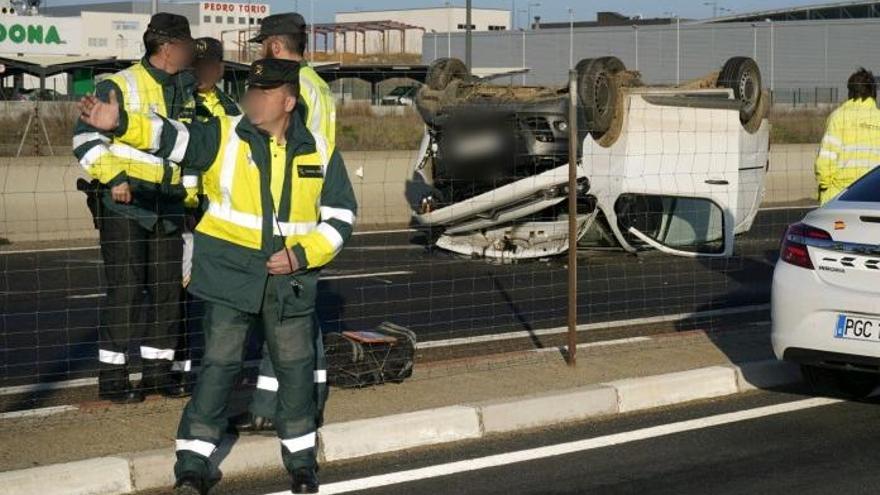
left=0, top=457, right=132, bottom=495
left=0, top=360, right=803, bottom=495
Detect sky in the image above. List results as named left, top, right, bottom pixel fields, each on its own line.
left=49, top=0, right=851, bottom=24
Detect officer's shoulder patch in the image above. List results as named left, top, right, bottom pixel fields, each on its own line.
left=297, top=164, right=323, bottom=178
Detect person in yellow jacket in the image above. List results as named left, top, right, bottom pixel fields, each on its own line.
left=233, top=11, right=338, bottom=433
left=815, top=68, right=880, bottom=204
left=182, top=37, right=242, bottom=283
left=177, top=37, right=245, bottom=381
left=72, top=12, right=195, bottom=403
left=78, top=58, right=356, bottom=494
left=250, top=12, right=336, bottom=161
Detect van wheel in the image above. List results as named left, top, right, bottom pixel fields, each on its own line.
left=801, top=365, right=879, bottom=399
left=576, top=56, right=626, bottom=137
left=426, top=57, right=469, bottom=91
left=718, top=57, right=763, bottom=125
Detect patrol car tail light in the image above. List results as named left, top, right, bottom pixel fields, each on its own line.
left=780, top=222, right=832, bottom=270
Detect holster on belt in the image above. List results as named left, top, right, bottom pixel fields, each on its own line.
left=76, top=178, right=103, bottom=229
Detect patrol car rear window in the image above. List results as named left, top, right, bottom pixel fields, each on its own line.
left=839, top=167, right=880, bottom=202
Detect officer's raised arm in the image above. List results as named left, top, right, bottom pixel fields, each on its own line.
left=78, top=91, right=220, bottom=172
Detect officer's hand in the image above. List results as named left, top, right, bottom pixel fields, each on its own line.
left=110, top=182, right=132, bottom=204
left=267, top=248, right=300, bottom=275
left=79, top=89, right=120, bottom=132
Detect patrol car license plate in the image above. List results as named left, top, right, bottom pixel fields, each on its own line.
left=834, top=314, right=880, bottom=342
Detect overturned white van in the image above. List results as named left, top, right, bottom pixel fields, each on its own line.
left=406, top=56, right=770, bottom=260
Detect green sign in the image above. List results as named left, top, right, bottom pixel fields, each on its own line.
left=0, top=22, right=65, bottom=45
left=72, top=68, right=95, bottom=97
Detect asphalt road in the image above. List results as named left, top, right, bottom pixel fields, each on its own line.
left=138, top=386, right=880, bottom=495
left=0, top=207, right=809, bottom=387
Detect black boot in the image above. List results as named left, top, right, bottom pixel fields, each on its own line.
left=174, top=472, right=207, bottom=495
left=141, top=360, right=191, bottom=398
left=228, top=411, right=274, bottom=433
left=290, top=467, right=319, bottom=494
left=98, top=368, right=144, bottom=404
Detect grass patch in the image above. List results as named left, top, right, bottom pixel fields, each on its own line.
left=336, top=103, right=424, bottom=151
left=2, top=102, right=836, bottom=156
left=768, top=108, right=830, bottom=145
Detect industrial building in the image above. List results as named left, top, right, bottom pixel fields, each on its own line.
left=334, top=6, right=510, bottom=55
left=426, top=1, right=880, bottom=106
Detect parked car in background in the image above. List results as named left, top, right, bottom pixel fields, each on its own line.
left=408, top=56, right=770, bottom=260
left=772, top=166, right=880, bottom=399
left=381, top=85, right=420, bottom=106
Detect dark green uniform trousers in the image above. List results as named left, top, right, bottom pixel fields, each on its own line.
left=174, top=276, right=322, bottom=480
left=250, top=333, right=328, bottom=427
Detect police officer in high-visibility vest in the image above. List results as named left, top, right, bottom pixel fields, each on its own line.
left=192, top=37, right=241, bottom=122
left=181, top=37, right=241, bottom=283
left=77, top=58, right=356, bottom=495
left=233, top=12, right=338, bottom=432
left=72, top=12, right=196, bottom=403
left=251, top=13, right=336, bottom=159
left=815, top=67, right=880, bottom=204
left=177, top=36, right=244, bottom=378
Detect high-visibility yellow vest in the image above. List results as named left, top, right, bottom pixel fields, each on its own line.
left=78, top=62, right=192, bottom=187
left=815, top=97, right=880, bottom=204
left=184, top=87, right=237, bottom=208
left=299, top=64, right=336, bottom=160
left=195, top=115, right=337, bottom=265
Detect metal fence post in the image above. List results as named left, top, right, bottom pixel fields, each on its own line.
left=567, top=69, right=579, bottom=367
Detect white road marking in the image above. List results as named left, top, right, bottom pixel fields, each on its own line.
left=345, top=245, right=424, bottom=252
left=0, top=230, right=418, bottom=256
left=67, top=292, right=106, bottom=299
left=0, top=373, right=139, bottom=397
left=27, top=273, right=413, bottom=299
left=286, top=397, right=841, bottom=495
left=322, top=270, right=414, bottom=281
left=0, top=246, right=100, bottom=255
left=353, top=228, right=417, bottom=236
left=532, top=336, right=653, bottom=353
left=758, top=205, right=814, bottom=211
left=417, top=304, right=770, bottom=349
left=0, top=405, right=78, bottom=420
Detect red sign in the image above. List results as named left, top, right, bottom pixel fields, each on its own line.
left=202, top=2, right=267, bottom=14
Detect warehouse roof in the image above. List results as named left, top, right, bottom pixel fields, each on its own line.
left=705, top=1, right=880, bottom=23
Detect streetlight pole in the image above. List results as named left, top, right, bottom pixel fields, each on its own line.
left=568, top=7, right=574, bottom=69
left=703, top=1, right=718, bottom=18
left=527, top=2, right=540, bottom=30
left=446, top=1, right=452, bottom=57
left=511, top=0, right=516, bottom=29
left=676, top=16, right=681, bottom=84
left=633, top=25, right=638, bottom=71
left=766, top=18, right=774, bottom=93
left=521, top=28, right=526, bottom=84
left=465, top=0, right=472, bottom=72
left=309, top=0, right=315, bottom=62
